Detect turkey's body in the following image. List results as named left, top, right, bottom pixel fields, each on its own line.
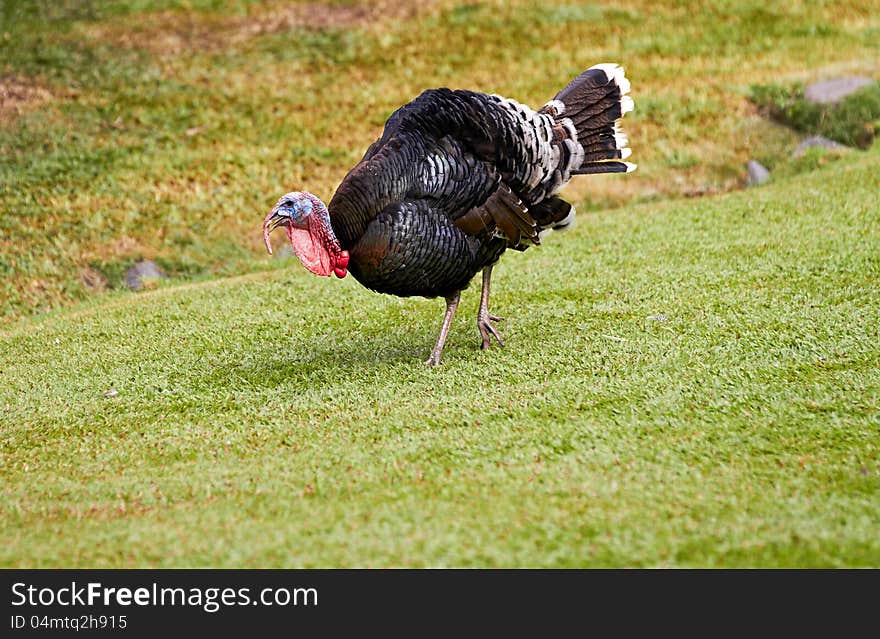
left=267, top=64, right=635, bottom=365
left=329, top=90, right=509, bottom=298
left=328, top=66, right=634, bottom=300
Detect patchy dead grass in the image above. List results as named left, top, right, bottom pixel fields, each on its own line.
left=78, top=267, right=110, bottom=292
left=0, top=74, right=53, bottom=121
left=77, top=0, right=443, bottom=55
left=3, top=0, right=880, bottom=321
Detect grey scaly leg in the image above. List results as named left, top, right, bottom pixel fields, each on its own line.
left=425, top=292, right=461, bottom=367
left=477, top=265, right=505, bottom=350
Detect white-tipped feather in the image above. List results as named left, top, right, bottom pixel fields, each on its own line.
left=549, top=145, right=560, bottom=174
left=620, top=95, right=634, bottom=114
left=539, top=203, right=577, bottom=240
left=620, top=147, right=632, bottom=160
left=554, top=204, right=576, bottom=230
left=589, top=62, right=619, bottom=81
left=614, top=126, right=629, bottom=149
left=564, top=137, right=585, bottom=167
left=624, top=162, right=638, bottom=173
left=588, top=63, right=631, bottom=97
left=545, top=99, right=565, bottom=115
left=613, top=66, right=631, bottom=95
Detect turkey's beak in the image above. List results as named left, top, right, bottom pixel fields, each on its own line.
left=262, top=208, right=289, bottom=255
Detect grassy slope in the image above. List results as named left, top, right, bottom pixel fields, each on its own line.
left=2, top=146, right=878, bottom=567
left=3, top=0, right=880, bottom=319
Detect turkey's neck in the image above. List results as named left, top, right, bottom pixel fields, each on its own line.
left=312, top=212, right=343, bottom=257
left=304, top=195, right=349, bottom=278
left=307, top=194, right=344, bottom=255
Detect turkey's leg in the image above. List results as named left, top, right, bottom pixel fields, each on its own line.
left=477, top=265, right=505, bottom=349
left=425, top=292, right=461, bottom=367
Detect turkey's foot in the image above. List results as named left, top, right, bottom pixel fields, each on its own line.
left=424, top=352, right=443, bottom=367
left=477, top=264, right=505, bottom=350
left=478, top=311, right=505, bottom=350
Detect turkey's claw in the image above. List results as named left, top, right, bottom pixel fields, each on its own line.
left=424, top=353, right=443, bottom=367
left=478, top=311, right=505, bottom=350
left=477, top=265, right=505, bottom=350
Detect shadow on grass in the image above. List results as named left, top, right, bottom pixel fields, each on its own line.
left=205, top=329, right=431, bottom=391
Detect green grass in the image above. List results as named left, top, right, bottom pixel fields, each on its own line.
left=2, top=0, right=879, bottom=567
left=2, top=145, right=878, bottom=567
left=751, top=80, right=880, bottom=148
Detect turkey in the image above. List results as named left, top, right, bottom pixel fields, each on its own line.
left=263, top=63, right=635, bottom=365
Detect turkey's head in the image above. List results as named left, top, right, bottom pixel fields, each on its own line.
left=263, top=191, right=349, bottom=278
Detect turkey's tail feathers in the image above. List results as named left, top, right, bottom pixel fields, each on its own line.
left=541, top=63, right=636, bottom=176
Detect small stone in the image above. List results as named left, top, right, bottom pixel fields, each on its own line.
left=647, top=314, right=668, bottom=322
left=102, top=388, right=118, bottom=398
left=804, top=76, right=874, bottom=105
left=792, top=135, right=849, bottom=158
left=124, top=259, right=167, bottom=290
left=746, top=160, right=770, bottom=186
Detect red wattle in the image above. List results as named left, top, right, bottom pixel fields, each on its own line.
left=288, top=219, right=334, bottom=276
left=334, top=267, right=347, bottom=278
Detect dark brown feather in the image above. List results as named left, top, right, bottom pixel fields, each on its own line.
left=454, top=183, right=536, bottom=248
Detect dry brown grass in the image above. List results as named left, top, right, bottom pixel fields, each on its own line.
left=3, top=0, right=880, bottom=320
left=78, top=267, right=110, bottom=292
left=0, top=74, right=53, bottom=121
left=77, top=0, right=444, bottom=56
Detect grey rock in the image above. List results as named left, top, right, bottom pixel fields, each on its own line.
left=793, top=135, right=849, bottom=158
left=746, top=160, right=770, bottom=186
left=804, top=76, right=874, bottom=105
left=125, top=259, right=167, bottom=290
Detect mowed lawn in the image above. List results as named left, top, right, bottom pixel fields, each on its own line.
left=2, top=147, right=878, bottom=567
left=2, top=0, right=879, bottom=566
